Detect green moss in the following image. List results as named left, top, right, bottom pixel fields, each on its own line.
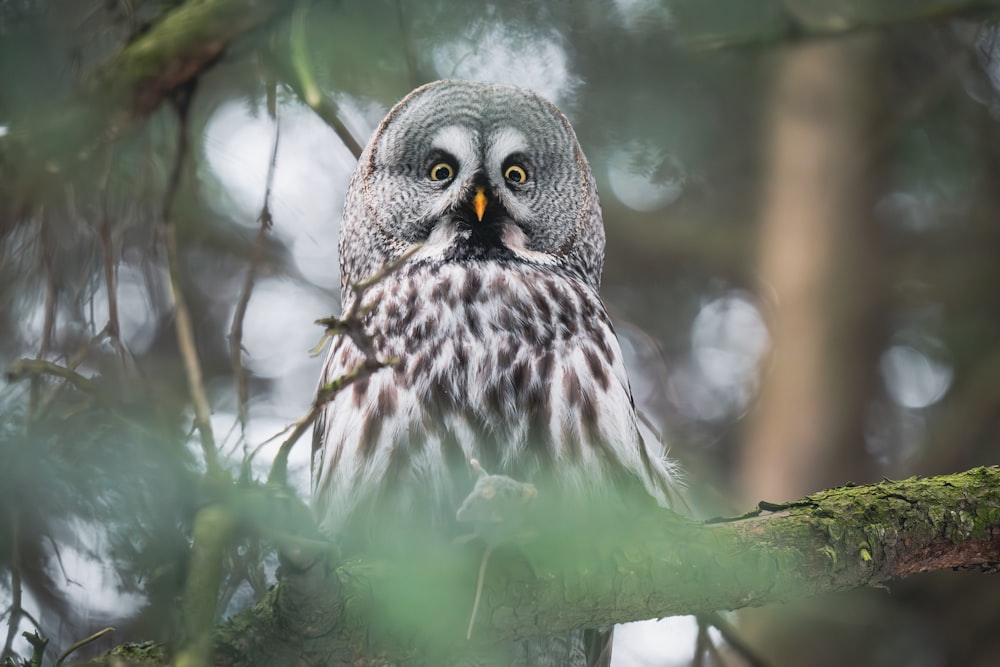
left=107, top=642, right=165, bottom=662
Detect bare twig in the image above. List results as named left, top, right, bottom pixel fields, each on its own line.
left=280, top=77, right=362, bottom=159
left=466, top=545, right=493, bottom=641
left=1, top=515, right=21, bottom=662
left=216, top=536, right=253, bottom=617
left=7, top=359, right=100, bottom=395
left=230, top=81, right=281, bottom=439
left=314, top=245, right=422, bottom=358
left=277, top=2, right=363, bottom=159
left=97, top=150, right=120, bottom=345
left=34, top=326, right=113, bottom=417
left=265, top=246, right=420, bottom=486
left=266, top=358, right=393, bottom=487
left=2, top=609, right=42, bottom=636
left=162, top=83, right=219, bottom=471
left=8, top=358, right=166, bottom=446
left=28, top=210, right=58, bottom=424
left=93, top=145, right=142, bottom=375
left=44, top=535, right=82, bottom=589
left=54, top=627, right=115, bottom=667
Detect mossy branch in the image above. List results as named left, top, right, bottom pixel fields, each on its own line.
left=200, top=466, right=1000, bottom=666
left=2, top=0, right=289, bottom=190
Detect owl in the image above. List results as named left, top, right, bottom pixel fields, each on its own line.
left=312, top=80, right=683, bottom=666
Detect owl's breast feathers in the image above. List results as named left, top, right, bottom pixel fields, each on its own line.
left=312, top=260, right=678, bottom=535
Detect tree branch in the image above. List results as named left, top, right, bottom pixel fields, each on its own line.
left=212, top=466, right=1000, bottom=665
left=2, top=0, right=289, bottom=192
left=672, top=0, right=1000, bottom=48
left=263, top=31, right=364, bottom=159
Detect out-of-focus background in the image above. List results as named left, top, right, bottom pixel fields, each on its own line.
left=2, top=1, right=1000, bottom=665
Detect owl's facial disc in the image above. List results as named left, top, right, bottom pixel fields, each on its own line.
left=400, top=120, right=570, bottom=267
left=346, top=81, right=605, bottom=289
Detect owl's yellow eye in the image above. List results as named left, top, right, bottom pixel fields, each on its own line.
left=504, top=165, right=528, bottom=184
left=429, top=162, right=455, bottom=181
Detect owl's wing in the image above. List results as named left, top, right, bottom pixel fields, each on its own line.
left=636, top=408, right=692, bottom=515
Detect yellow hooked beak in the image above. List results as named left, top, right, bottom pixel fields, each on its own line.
left=472, top=186, right=488, bottom=222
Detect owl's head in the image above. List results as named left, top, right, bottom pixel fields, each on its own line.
left=339, top=80, right=605, bottom=291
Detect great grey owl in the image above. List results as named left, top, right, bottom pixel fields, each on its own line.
left=312, top=80, right=684, bottom=666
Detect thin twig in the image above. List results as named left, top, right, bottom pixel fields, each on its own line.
left=7, top=359, right=100, bottom=395
left=466, top=545, right=493, bottom=640
left=279, top=2, right=363, bottom=159
left=12, top=610, right=41, bottom=635
left=54, top=627, right=115, bottom=667
left=315, top=245, right=422, bottom=358
left=216, top=549, right=245, bottom=617
left=162, top=82, right=219, bottom=471
left=1, top=515, right=21, bottom=662
left=28, top=208, right=58, bottom=424
left=94, top=145, right=141, bottom=376
left=8, top=357, right=164, bottom=445
left=247, top=421, right=295, bottom=455
left=35, top=325, right=112, bottom=417
left=265, top=246, right=420, bottom=486
left=266, top=358, right=394, bottom=487
left=97, top=148, right=120, bottom=344
left=44, top=535, right=82, bottom=588
left=230, top=82, right=280, bottom=439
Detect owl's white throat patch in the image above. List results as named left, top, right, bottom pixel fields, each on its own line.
left=409, top=217, right=557, bottom=267
left=412, top=219, right=460, bottom=257
left=501, top=223, right=559, bottom=265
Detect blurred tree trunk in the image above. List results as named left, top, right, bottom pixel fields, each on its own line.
left=737, top=34, right=891, bottom=667
left=742, top=34, right=888, bottom=503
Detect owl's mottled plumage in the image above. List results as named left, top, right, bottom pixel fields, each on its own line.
left=312, top=80, right=682, bottom=666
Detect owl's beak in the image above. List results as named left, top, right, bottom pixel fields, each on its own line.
left=472, top=186, right=488, bottom=222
